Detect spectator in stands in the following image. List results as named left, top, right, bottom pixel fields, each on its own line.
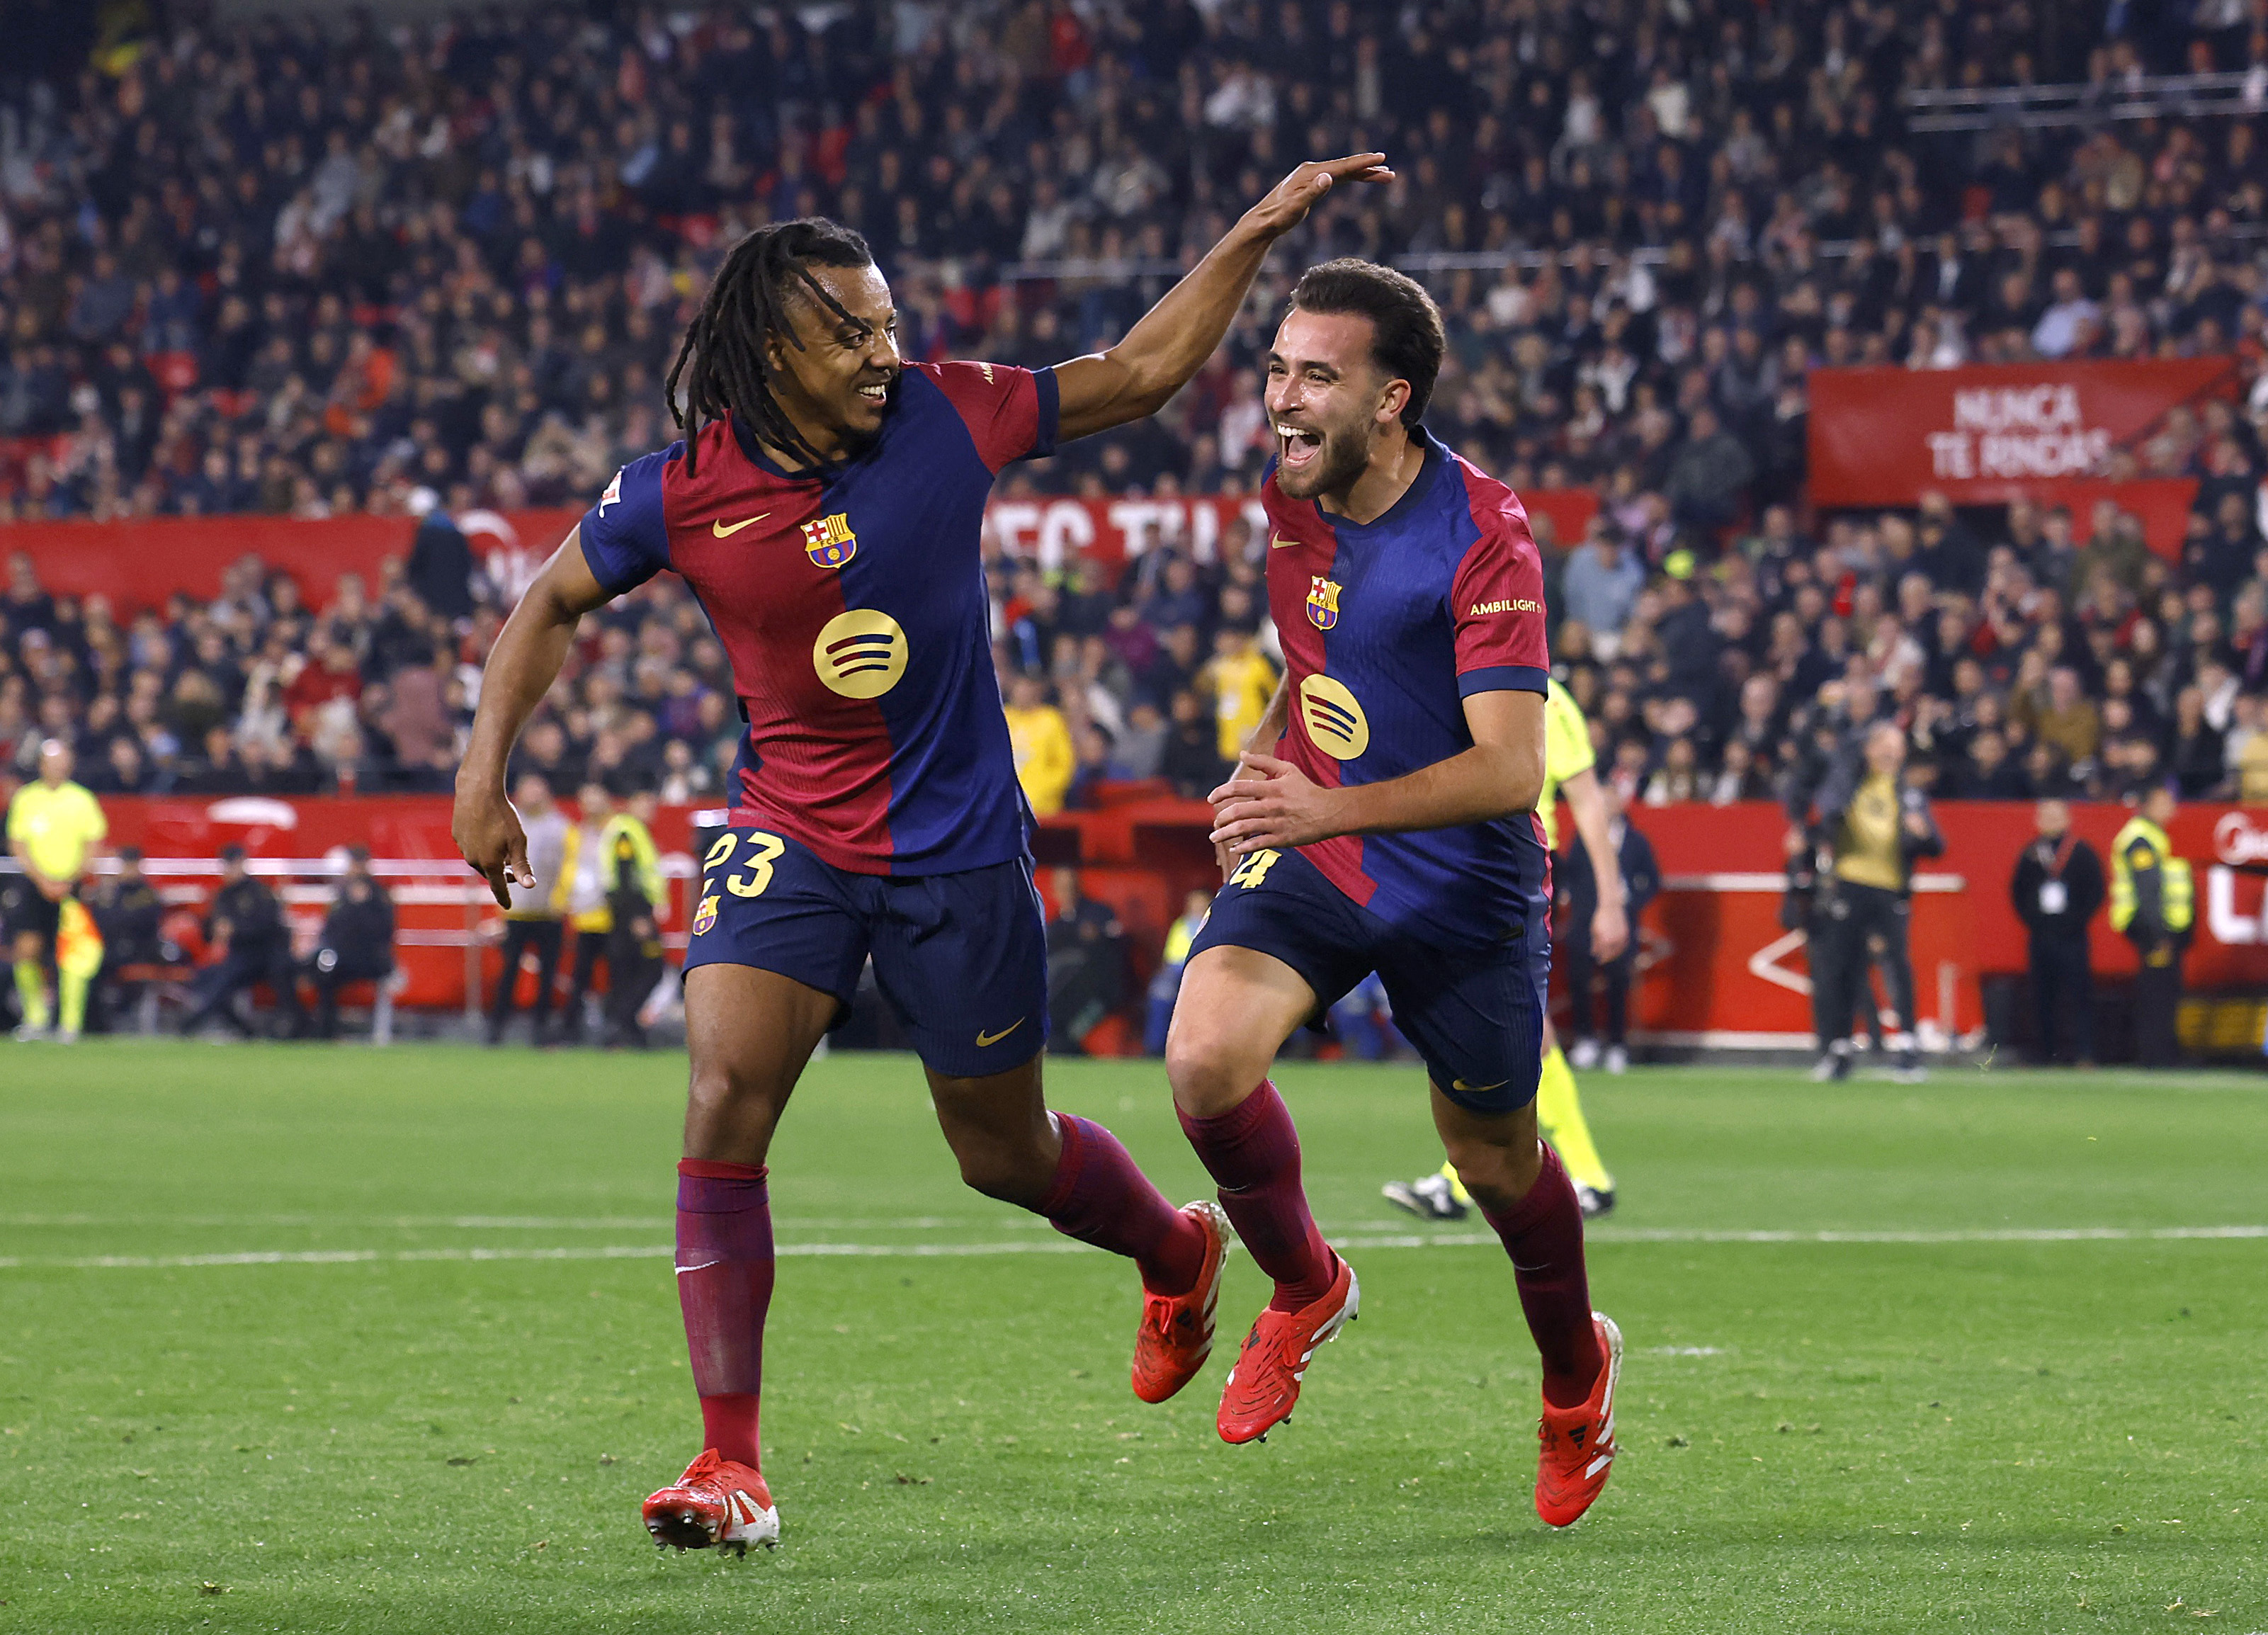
left=487, top=773, right=569, bottom=1046
left=1560, top=523, right=1645, bottom=656
left=600, top=783, right=666, bottom=1051
left=1202, top=625, right=1277, bottom=763
left=301, top=847, right=397, bottom=1041
left=1002, top=674, right=1074, bottom=818
left=177, top=844, right=298, bottom=1039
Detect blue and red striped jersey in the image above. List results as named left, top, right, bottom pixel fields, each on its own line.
left=577, top=360, right=1059, bottom=876
left=1261, top=431, right=1553, bottom=946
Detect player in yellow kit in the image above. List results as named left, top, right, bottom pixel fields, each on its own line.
left=1383, top=680, right=1626, bottom=1216
left=6, top=740, right=109, bottom=1042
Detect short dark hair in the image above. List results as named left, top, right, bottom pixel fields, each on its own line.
left=1287, top=259, right=1446, bottom=429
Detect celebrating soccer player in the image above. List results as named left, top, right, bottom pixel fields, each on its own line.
left=1163, top=261, right=1621, bottom=1527
left=452, top=156, right=1391, bottom=1554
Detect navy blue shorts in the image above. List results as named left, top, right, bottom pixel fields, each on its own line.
left=1187, top=845, right=1548, bottom=1112
left=682, top=826, right=1048, bottom=1079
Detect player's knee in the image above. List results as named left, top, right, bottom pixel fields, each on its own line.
left=948, top=1136, right=1050, bottom=1207
left=1164, top=1019, right=1261, bottom=1117
left=1444, top=1131, right=1541, bottom=1213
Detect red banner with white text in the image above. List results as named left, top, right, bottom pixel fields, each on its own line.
left=1807, top=358, right=2237, bottom=510
left=2, top=492, right=1603, bottom=612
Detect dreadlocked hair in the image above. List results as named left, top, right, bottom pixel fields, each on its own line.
left=666, top=217, right=876, bottom=475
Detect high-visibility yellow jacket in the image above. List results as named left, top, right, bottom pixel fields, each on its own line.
left=2108, top=815, right=2192, bottom=940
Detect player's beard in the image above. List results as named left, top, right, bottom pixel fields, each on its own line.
left=1274, top=416, right=1373, bottom=502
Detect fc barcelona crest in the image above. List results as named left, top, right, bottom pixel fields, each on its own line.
left=692, top=894, right=719, bottom=936
left=1305, top=575, right=1342, bottom=630
left=803, top=511, right=858, bottom=570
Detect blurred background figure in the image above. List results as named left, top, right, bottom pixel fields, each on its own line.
left=1327, top=972, right=1407, bottom=1063
left=487, top=773, right=569, bottom=1046
left=302, top=847, right=397, bottom=1040
left=1800, top=723, right=1943, bottom=1083
left=1559, top=782, right=1660, bottom=1075
left=177, top=844, right=297, bottom=1040
left=91, top=846, right=167, bottom=1034
left=1045, top=869, right=1126, bottom=1054
left=2011, top=800, right=2104, bottom=1067
left=6, top=739, right=106, bottom=1040
left=555, top=780, right=619, bottom=1046
left=2110, top=788, right=2193, bottom=1068
left=1145, top=888, right=1213, bottom=1058
left=600, top=783, right=665, bottom=1051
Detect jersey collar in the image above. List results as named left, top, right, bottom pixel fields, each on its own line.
left=1308, top=427, right=1448, bottom=536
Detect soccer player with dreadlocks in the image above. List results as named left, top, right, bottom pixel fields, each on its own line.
left=453, top=155, right=1390, bottom=1554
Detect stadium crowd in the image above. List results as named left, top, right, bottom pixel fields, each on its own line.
left=3, top=0, right=2268, bottom=811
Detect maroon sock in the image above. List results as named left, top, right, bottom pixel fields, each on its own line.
left=675, top=1159, right=775, bottom=1469
left=1178, top=1081, right=1334, bottom=1311
left=1479, top=1142, right=1604, bottom=1408
left=1037, top=1114, right=1206, bottom=1295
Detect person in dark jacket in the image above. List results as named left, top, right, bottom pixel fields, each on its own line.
left=1558, top=782, right=1660, bottom=1073
left=406, top=507, right=476, bottom=623
left=302, top=846, right=397, bottom=1039
left=178, top=844, right=301, bottom=1038
left=91, top=845, right=167, bottom=1031
left=2009, top=798, right=2105, bottom=1065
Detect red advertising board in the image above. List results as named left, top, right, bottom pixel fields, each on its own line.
left=1807, top=358, right=2237, bottom=511
left=2, top=492, right=1601, bottom=612
left=69, top=796, right=2268, bottom=1048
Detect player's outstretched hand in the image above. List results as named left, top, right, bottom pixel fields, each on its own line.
left=453, top=782, right=533, bottom=911
left=1242, top=154, right=1393, bottom=240
left=1208, top=751, right=1349, bottom=855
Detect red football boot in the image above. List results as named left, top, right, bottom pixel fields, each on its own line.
left=1130, top=1200, right=1234, bottom=1404
left=642, top=1448, right=779, bottom=1555
left=1534, top=1311, right=1623, bottom=1527
left=1215, top=1252, right=1359, bottom=1444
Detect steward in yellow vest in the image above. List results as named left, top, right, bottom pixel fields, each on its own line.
left=2109, top=787, right=2191, bottom=1067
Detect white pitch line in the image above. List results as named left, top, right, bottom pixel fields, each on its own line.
left=1, top=1224, right=2264, bottom=1272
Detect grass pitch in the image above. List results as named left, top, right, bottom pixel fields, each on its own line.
left=2, top=1044, right=2264, bottom=1634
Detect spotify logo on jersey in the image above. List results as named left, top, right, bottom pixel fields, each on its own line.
left=1298, top=674, right=1369, bottom=759
left=813, top=609, right=909, bottom=699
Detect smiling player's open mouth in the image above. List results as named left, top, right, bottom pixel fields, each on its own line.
left=1277, top=422, right=1323, bottom=471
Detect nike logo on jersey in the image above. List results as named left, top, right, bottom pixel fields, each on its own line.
left=975, top=1019, right=1025, bottom=1048
left=1269, top=534, right=1298, bottom=548
left=712, top=513, right=771, bottom=538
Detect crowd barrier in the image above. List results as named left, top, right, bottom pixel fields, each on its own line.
left=32, top=794, right=2264, bottom=1051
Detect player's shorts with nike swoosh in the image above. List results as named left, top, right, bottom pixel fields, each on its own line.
left=1189, top=844, right=1546, bottom=1111
left=683, top=825, right=1048, bottom=1076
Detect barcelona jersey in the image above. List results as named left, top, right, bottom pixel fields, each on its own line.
left=1261, top=431, right=1553, bottom=946
left=577, top=361, right=1059, bottom=876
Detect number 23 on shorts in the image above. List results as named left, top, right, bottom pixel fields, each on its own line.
left=704, top=830, right=787, bottom=898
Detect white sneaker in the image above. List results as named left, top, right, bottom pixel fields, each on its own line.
left=1567, top=1038, right=1600, bottom=1070
left=1603, top=1045, right=1628, bottom=1075
left=11, top=1023, right=47, bottom=1042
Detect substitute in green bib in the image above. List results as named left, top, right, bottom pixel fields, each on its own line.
left=2108, top=786, right=2193, bottom=1068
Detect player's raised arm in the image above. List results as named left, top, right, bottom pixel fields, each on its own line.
left=453, top=528, right=615, bottom=908
left=1051, top=155, right=1393, bottom=443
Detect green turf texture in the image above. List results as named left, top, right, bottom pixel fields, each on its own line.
left=2, top=1045, right=2263, bottom=1634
